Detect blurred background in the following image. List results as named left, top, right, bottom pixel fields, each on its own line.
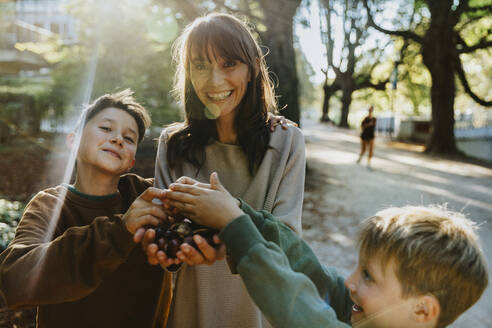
left=0, top=0, right=490, bottom=326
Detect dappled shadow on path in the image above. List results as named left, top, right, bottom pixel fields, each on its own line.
left=303, top=121, right=492, bottom=218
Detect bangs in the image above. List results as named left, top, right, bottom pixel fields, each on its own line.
left=186, top=19, right=255, bottom=65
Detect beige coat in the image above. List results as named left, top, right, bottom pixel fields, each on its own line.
left=155, top=126, right=306, bottom=328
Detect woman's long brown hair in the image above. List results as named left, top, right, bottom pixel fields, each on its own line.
left=166, top=13, right=277, bottom=175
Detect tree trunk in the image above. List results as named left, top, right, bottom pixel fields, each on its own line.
left=320, top=84, right=332, bottom=122
left=259, top=0, right=302, bottom=124
left=421, top=2, right=458, bottom=154
left=339, top=87, right=352, bottom=128
left=424, top=63, right=457, bottom=154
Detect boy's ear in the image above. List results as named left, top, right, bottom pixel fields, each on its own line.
left=66, top=132, right=75, bottom=148
left=412, top=295, right=440, bottom=324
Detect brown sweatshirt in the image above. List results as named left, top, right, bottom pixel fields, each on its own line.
left=0, top=174, right=171, bottom=328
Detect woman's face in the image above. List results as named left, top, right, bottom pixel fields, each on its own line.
left=189, top=47, right=250, bottom=120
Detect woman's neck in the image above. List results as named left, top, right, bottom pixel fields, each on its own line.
left=73, top=168, right=120, bottom=196
left=216, top=112, right=238, bottom=144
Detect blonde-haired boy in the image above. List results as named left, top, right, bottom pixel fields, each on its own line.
left=348, top=206, right=488, bottom=327
left=161, top=173, right=489, bottom=327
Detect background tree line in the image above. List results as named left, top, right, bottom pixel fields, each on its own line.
left=0, top=0, right=490, bottom=156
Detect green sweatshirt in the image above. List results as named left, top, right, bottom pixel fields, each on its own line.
left=219, top=200, right=353, bottom=328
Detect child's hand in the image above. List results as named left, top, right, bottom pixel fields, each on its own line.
left=123, top=187, right=168, bottom=235
left=164, top=172, right=244, bottom=230
left=268, top=113, right=297, bottom=132
left=176, top=234, right=225, bottom=266
left=160, top=176, right=210, bottom=213
left=138, top=228, right=182, bottom=268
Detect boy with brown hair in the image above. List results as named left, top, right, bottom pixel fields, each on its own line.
left=161, top=172, right=489, bottom=327
left=0, top=90, right=175, bottom=327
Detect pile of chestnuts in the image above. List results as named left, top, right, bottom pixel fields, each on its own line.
left=151, top=216, right=219, bottom=259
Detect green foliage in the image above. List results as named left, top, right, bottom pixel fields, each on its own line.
left=396, top=39, right=431, bottom=116
left=50, top=0, right=182, bottom=127
left=455, top=48, right=492, bottom=113
left=0, top=79, right=53, bottom=141
left=0, top=199, right=25, bottom=252
left=459, top=15, right=492, bottom=47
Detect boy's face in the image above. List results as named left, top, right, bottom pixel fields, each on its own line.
left=77, top=107, right=138, bottom=176
left=344, top=253, right=421, bottom=327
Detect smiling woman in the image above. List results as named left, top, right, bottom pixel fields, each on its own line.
left=147, top=12, right=306, bottom=328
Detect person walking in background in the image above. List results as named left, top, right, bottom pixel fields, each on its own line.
left=357, top=105, right=376, bottom=168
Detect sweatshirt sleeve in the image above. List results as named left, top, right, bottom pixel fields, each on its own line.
left=219, top=214, right=352, bottom=328
left=238, top=200, right=353, bottom=323
left=0, top=191, right=136, bottom=309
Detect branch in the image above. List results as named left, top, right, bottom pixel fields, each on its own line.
left=458, top=14, right=486, bottom=32
left=321, top=68, right=329, bottom=86
left=464, top=4, right=492, bottom=13
left=320, top=0, right=334, bottom=67
left=319, top=0, right=342, bottom=75
left=453, top=0, right=492, bottom=27
left=362, top=0, right=423, bottom=44
left=331, top=64, right=342, bottom=76
left=354, top=75, right=388, bottom=91
left=458, top=40, right=492, bottom=53
left=454, top=55, right=492, bottom=106
left=325, top=76, right=342, bottom=93
left=397, top=39, right=410, bottom=64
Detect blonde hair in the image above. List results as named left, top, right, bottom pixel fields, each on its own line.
left=358, top=205, right=488, bottom=327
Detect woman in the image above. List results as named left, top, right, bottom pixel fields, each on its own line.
left=151, top=13, right=305, bottom=328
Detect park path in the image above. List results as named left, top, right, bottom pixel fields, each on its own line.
left=299, top=119, right=492, bottom=328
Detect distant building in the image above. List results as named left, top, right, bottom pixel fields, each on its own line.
left=455, top=109, right=492, bottom=161
left=397, top=111, right=492, bottom=161
left=1, top=0, right=77, bottom=75
left=12, top=0, right=77, bottom=44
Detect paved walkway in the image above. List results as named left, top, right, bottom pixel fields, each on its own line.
left=300, top=119, right=492, bottom=327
